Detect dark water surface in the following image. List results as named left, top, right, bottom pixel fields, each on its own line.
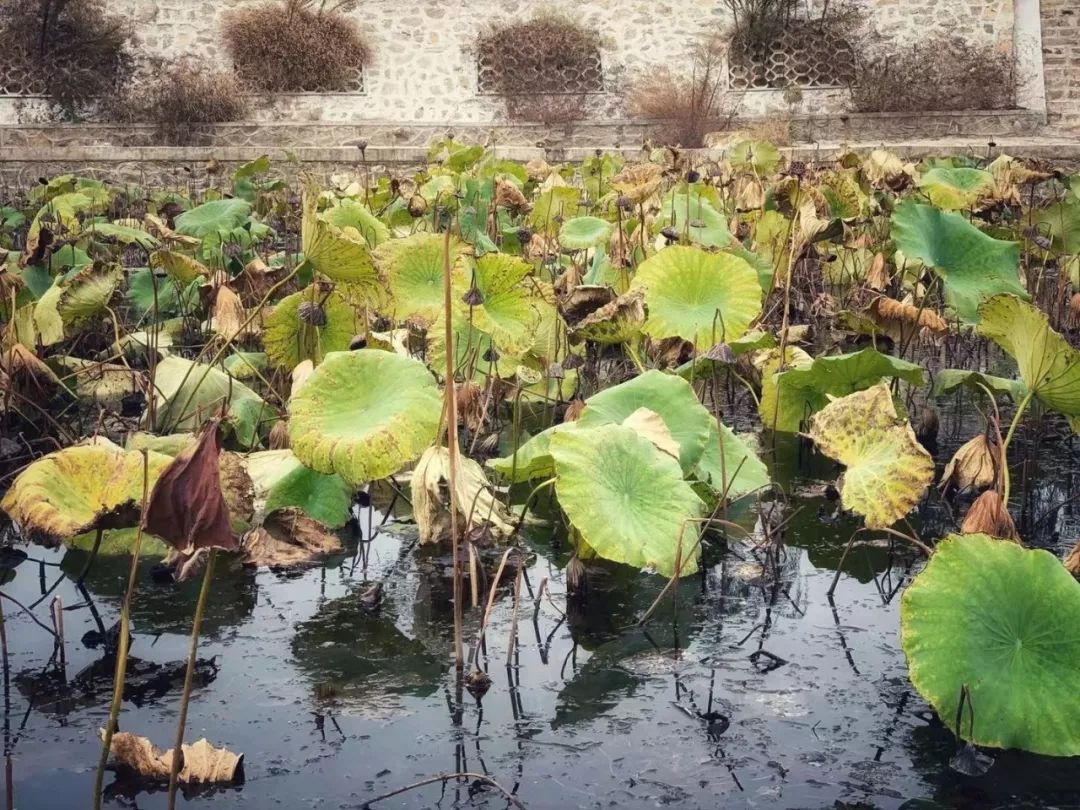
left=1, top=420, right=1079, bottom=810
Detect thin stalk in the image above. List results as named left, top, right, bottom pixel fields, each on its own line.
left=167, top=548, right=217, bottom=810
left=1001, top=390, right=1035, bottom=505
left=441, top=225, right=464, bottom=671
left=93, top=450, right=151, bottom=810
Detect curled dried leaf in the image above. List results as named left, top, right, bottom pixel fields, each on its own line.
left=867, top=296, right=948, bottom=343
left=411, top=445, right=515, bottom=545
left=242, top=508, right=342, bottom=568
left=960, top=490, right=1020, bottom=542
left=1065, top=540, right=1080, bottom=578
left=940, top=434, right=998, bottom=493
left=105, top=731, right=243, bottom=784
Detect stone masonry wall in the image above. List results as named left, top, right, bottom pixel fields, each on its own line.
left=1042, top=0, right=1080, bottom=129
left=0, top=0, right=1019, bottom=127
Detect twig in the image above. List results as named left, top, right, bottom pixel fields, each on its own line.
left=362, top=771, right=527, bottom=809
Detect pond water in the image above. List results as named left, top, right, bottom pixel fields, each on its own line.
left=1, top=415, right=1078, bottom=810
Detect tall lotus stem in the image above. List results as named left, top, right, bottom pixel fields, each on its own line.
left=1000, top=390, right=1035, bottom=505
left=441, top=224, right=465, bottom=670
left=167, top=548, right=217, bottom=810
left=93, top=450, right=150, bottom=810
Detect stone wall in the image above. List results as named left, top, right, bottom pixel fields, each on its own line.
left=1042, top=0, right=1080, bottom=129
left=0, top=0, right=1022, bottom=127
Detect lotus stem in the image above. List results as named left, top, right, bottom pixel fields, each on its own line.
left=506, top=559, right=524, bottom=667
left=93, top=450, right=150, bottom=810
left=167, top=547, right=217, bottom=810
left=1, top=592, right=12, bottom=810
left=1000, top=390, right=1035, bottom=505
left=441, top=223, right=465, bottom=671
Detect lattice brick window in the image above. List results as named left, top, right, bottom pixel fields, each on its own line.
left=728, top=26, right=856, bottom=90
left=234, top=63, right=364, bottom=94
left=477, top=44, right=604, bottom=95
left=0, top=53, right=47, bottom=96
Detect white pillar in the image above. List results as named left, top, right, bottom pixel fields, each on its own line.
left=1014, top=0, right=1047, bottom=116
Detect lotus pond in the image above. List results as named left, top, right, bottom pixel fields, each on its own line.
left=0, top=141, right=1079, bottom=809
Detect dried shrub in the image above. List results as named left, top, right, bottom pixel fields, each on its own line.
left=852, top=36, right=1017, bottom=112
left=222, top=0, right=370, bottom=93
left=477, top=14, right=603, bottom=124
left=0, top=0, right=134, bottom=119
left=105, top=60, right=250, bottom=144
left=721, top=0, right=798, bottom=54
left=630, top=33, right=738, bottom=147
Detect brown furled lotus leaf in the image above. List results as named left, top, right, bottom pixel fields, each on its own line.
left=144, top=214, right=201, bottom=249
left=142, top=419, right=239, bottom=554
left=569, top=288, right=647, bottom=346
left=211, top=286, right=257, bottom=341
left=1069, top=293, right=1080, bottom=330
left=865, top=251, right=890, bottom=291
left=939, top=434, right=998, bottom=493
left=104, top=731, right=244, bottom=784
left=914, top=405, right=940, bottom=446
left=560, top=285, right=616, bottom=326
left=456, top=381, right=485, bottom=433
left=218, top=451, right=255, bottom=532
left=651, top=336, right=694, bottom=368
left=611, top=162, right=664, bottom=206
left=866, top=296, right=948, bottom=344
left=268, top=419, right=290, bottom=450
left=494, top=179, right=530, bottom=215
left=524, top=232, right=558, bottom=261
left=1064, top=540, right=1080, bottom=578
left=563, top=398, right=586, bottom=423
left=2, top=343, right=64, bottom=403
left=234, top=256, right=285, bottom=302
left=524, top=158, right=555, bottom=181
left=241, top=508, right=342, bottom=568
left=960, top=490, right=1020, bottom=543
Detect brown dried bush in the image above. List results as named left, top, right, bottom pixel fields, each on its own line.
left=0, top=0, right=134, bottom=119
left=105, top=60, right=250, bottom=144
left=477, top=14, right=603, bottom=124
left=629, top=33, right=737, bottom=147
left=222, top=0, right=370, bottom=93
left=852, top=36, right=1017, bottom=112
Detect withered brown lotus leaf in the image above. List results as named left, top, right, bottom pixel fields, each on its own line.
left=143, top=420, right=239, bottom=553
left=960, top=490, right=1020, bottom=543
left=1064, top=540, right=1080, bottom=578
left=940, top=434, right=998, bottom=493
left=105, top=731, right=243, bottom=784
left=241, top=508, right=341, bottom=568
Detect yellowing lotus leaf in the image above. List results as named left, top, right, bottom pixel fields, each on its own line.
left=410, top=445, right=515, bottom=545
left=808, top=383, right=934, bottom=529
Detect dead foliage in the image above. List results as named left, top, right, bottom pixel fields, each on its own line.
left=105, top=731, right=244, bottom=785
left=222, top=0, right=370, bottom=93
left=960, top=490, right=1020, bottom=543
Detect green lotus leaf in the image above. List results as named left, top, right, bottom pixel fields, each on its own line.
left=27, top=189, right=109, bottom=249
left=288, top=350, right=442, bottom=486
left=301, top=179, right=380, bottom=291
left=149, top=250, right=210, bottom=285
left=569, top=288, right=647, bottom=346
left=373, top=233, right=469, bottom=327
left=728, top=139, right=781, bottom=174
left=174, top=198, right=251, bottom=239
left=530, top=187, right=582, bottom=236
left=1, top=444, right=171, bottom=541
left=891, top=200, right=1026, bottom=323
left=460, top=253, right=541, bottom=355
left=559, top=216, right=614, bottom=250
left=978, top=294, right=1080, bottom=431
left=808, top=383, right=934, bottom=529
left=128, top=267, right=199, bottom=320
left=930, top=369, right=1028, bottom=403
left=901, top=534, right=1080, bottom=756
left=693, top=420, right=770, bottom=502
left=630, top=246, right=762, bottom=349
left=223, top=351, right=268, bottom=380
left=761, top=347, right=924, bottom=433
left=84, top=220, right=160, bottom=250
left=551, top=423, right=706, bottom=577
left=675, top=329, right=775, bottom=381
left=264, top=285, right=357, bottom=370
left=245, top=449, right=353, bottom=528
left=487, top=422, right=571, bottom=483
left=321, top=198, right=391, bottom=248
left=52, top=356, right=144, bottom=409
left=817, top=169, right=870, bottom=220
left=1033, top=195, right=1080, bottom=254
left=149, top=356, right=270, bottom=449
left=126, top=432, right=196, bottom=456
left=659, top=191, right=731, bottom=248
left=577, top=370, right=713, bottom=474
left=69, top=527, right=168, bottom=557
left=916, top=167, right=994, bottom=210
left=34, top=263, right=124, bottom=346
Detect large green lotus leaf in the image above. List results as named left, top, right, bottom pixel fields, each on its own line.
left=978, top=294, right=1080, bottom=431
left=264, top=285, right=357, bottom=370
left=559, top=216, right=614, bottom=250
left=32, top=279, right=65, bottom=346
left=1033, top=196, right=1080, bottom=254
left=1, top=444, right=171, bottom=540
left=373, top=233, right=469, bottom=327
left=630, top=246, right=762, bottom=349
left=33, top=263, right=124, bottom=346
left=659, top=191, right=731, bottom=248
left=288, top=350, right=442, bottom=486
left=301, top=180, right=380, bottom=291
left=901, top=534, right=1080, bottom=756
left=149, top=356, right=270, bottom=449
left=761, top=347, right=924, bottom=433
left=693, top=420, right=770, bottom=502
left=931, top=369, right=1028, bottom=404
left=529, top=187, right=582, bottom=236
left=128, top=267, right=199, bottom=320
left=551, top=424, right=705, bottom=577
left=245, top=449, right=353, bottom=528
left=487, top=423, right=570, bottom=483
left=26, top=189, right=109, bottom=249
left=459, top=252, right=541, bottom=355
left=84, top=220, right=160, bottom=250
left=321, top=198, right=391, bottom=248
left=174, top=198, right=251, bottom=239
left=223, top=351, right=267, bottom=380
left=891, top=200, right=1025, bottom=323
left=916, top=167, right=994, bottom=210
left=577, top=370, right=713, bottom=474
left=68, top=527, right=168, bottom=557
left=728, top=139, right=780, bottom=174
left=808, top=383, right=933, bottom=529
